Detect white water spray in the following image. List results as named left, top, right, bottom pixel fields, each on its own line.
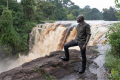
left=0, top=21, right=119, bottom=74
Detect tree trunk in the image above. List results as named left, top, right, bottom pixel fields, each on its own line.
left=7, top=0, right=8, bottom=9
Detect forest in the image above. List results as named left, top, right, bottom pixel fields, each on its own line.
left=0, top=0, right=119, bottom=56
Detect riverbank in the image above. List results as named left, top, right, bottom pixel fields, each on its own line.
left=104, top=22, right=120, bottom=80
left=105, top=52, right=120, bottom=79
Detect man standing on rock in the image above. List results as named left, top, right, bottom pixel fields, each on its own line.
left=61, top=15, right=91, bottom=74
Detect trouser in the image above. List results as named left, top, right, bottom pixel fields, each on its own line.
left=64, top=40, right=86, bottom=68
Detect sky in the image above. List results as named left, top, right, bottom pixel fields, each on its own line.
left=17, top=0, right=116, bottom=11
left=71, top=0, right=116, bottom=11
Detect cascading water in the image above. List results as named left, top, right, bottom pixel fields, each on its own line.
left=7, top=23, right=69, bottom=71
left=0, top=20, right=119, bottom=78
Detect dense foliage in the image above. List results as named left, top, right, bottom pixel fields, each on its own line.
left=0, top=0, right=36, bottom=55
left=105, top=0, right=120, bottom=79
left=105, top=51, right=120, bottom=79
left=79, top=5, right=103, bottom=20
left=105, top=23, right=120, bottom=79
left=36, top=1, right=56, bottom=21
left=47, top=0, right=118, bottom=20
left=21, top=0, right=35, bottom=21
left=106, top=23, right=120, bottom=56
left=34, top=0, right=119, bottom=20
left=0, top=9, right=21, bottom=54
left=103, top=7, right=119, bottom=21
left=0, top=0, right=119, bottom=55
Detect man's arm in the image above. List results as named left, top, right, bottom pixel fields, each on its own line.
left=82, top=24, right=91, bottom=50
left=82, top=34, right=91, bottom=50
left=85, top=34, right=91, bottom=44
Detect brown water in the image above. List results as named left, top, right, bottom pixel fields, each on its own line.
left=0, top=21, right=119, bottom=74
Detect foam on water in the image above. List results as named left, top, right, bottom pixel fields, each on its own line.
left=0, top=20, right=119, bottom=74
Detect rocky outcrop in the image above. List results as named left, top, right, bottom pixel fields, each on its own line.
left=0, top=46, right=99, bottom=80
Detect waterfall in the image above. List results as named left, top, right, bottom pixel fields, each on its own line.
left=7, top=23, right=74, bottom=70
left=0, top=20, right=119, bottom=73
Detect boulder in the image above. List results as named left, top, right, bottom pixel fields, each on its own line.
left=0, top=46, right=98, bottom=80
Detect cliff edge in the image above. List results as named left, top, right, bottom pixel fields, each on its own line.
left=0, top=46, right=99, bottom=80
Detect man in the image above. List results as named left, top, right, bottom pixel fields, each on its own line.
left=61, top=15, right=91, bottom=74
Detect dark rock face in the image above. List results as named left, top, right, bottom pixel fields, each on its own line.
left=0, top=46, right=98, bottom=80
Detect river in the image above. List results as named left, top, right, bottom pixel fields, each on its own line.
left=0, top=20, right=120, bottom=79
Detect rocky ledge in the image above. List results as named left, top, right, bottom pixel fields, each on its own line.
left=0, top=46, right=99, bottom=80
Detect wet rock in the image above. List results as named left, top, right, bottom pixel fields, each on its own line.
left=0, top=46, right=98, bottom=80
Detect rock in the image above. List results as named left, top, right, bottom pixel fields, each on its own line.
left=0, top=47, right=98, bottom=80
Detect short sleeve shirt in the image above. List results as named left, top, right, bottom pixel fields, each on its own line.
left=74, top=21, right=91, bottom=45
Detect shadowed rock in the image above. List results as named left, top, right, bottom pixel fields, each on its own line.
left=0, top=46, right=99, bottom=80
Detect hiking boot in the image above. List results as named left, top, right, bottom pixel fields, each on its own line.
left=79, top=68, right=85, bottom=74
left=61, top=57, right=69, bottom=61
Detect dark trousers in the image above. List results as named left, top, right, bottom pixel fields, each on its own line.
left=64, top=40, right=86, bottom=68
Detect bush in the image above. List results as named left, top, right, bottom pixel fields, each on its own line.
left=19, top=21, right=36, bottom=51
left=105, top=22, right=120, bottom=56
left=0, top=9, right=36, bottom=55
left=105, top=22, right=120, bottom=79
left=1, top=9, right=21, bottom=52
left=105, top=50, right=120, bottom=79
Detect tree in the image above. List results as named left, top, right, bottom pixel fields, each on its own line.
left=69, top=5, right=80, bottom=11
left=54, top=8, right=67, bottom=20
left=71, top=9, right=79, bottom=17
left=7, top=0, right=8, bottom=9
left=67, top=13, right=75, bottom=20
left=62, top=0, right=74, bottom=8
left=0, top=0, right=22, bottom=16
left=0, top=0, right=37, bottom=55
left=53, top=0, right=67, bottom=20
left=115, top=0, right=120, bottom=20
left=90, top=8, right=103, bottom=20
left=78, top=5, right=103, bottom=20
left=66, top=5, right=80, bottom=19
left=84, top=5, right=90, bottom=9
left=80, top=5, right=91, bottom=20
left=103, top=7, right=118, bottom=21
left=115, top=0, right=120, bottom=7
left=1, top=9, right=21, bottom=52
left=36, top=1, right=56, bottom=19
left=21, top=0, right=35, bottom=21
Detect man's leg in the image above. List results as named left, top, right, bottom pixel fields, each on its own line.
left=79, top=45, right=86, bottom=73
left=61, top=40, right=78, bottom=61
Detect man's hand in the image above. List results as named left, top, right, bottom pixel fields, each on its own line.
left=82, top=44, right=86, bottom=50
